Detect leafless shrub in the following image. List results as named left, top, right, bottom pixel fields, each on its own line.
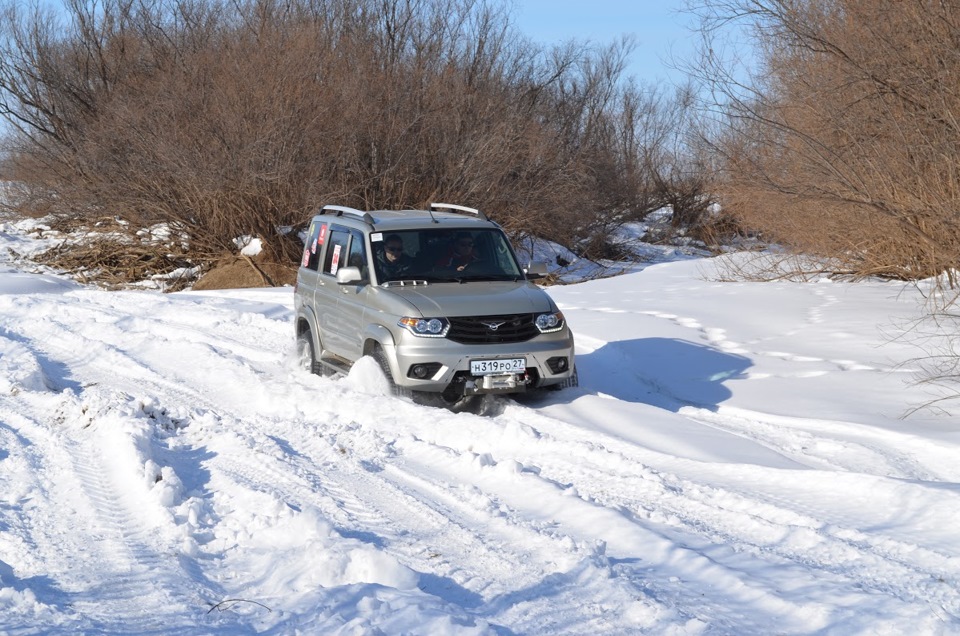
left=0, top=0, right=709, bottom=283
left=685, top=210, right=748, bottom=248
left=688, top=0, right=960, bottom=293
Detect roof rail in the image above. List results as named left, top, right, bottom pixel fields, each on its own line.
left=320, top=204, right=375, bottom=225
left=429, top=202, right=488, bottom=222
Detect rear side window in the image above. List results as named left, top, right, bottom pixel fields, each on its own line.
left=301, top=220, right=328, bottom=271
left=322, top=229, right=350, bottom=276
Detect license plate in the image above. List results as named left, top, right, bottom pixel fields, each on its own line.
left=470, top=358, right=526, bottom=375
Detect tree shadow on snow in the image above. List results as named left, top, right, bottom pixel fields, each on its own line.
left=543, top=337, right=753, bottom=412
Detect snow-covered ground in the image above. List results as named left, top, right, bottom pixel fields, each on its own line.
left=1, top=218, right=959, bottom=635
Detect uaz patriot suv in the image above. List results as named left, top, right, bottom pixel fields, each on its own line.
left=294, top=203, right=576, bottom=410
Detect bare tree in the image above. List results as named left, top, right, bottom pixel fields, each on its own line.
left=0, top=0, right=708, bottom=278
left=687, top=0, right=960, bottom=287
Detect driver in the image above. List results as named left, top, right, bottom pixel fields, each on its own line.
left=375, top=234, right=412, bottom=280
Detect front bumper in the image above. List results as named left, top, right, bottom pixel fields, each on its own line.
left=388, top=328, right=576, bottom=394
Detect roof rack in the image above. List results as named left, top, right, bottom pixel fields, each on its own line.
left=320, top=204, right=375, bottom=225
left=429, top=203, right=488, bottom=222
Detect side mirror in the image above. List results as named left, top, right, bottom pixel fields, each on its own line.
left=524, top=261, right=549, bottom=280
left=336, top=266, right=363, bottom=284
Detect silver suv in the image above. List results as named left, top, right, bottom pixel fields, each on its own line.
left=293, top=203, right=576, bottom=410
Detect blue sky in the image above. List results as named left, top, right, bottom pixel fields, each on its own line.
left=511, top=0, right=698, bottom=84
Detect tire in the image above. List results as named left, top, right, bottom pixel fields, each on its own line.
left=542, top=365, right=579, bottom=391
left=371, top=346, right=410, bottom=399
left=412, top=389, right=481, bottom=414
left=514, top=366, right=578, bottom=405
left=557, top=365, right=579, bottom=389
left=296, top=329, right=321, bottom=375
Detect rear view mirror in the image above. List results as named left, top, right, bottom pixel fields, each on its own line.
left=336, top=266, right=363, bottom=284
left=524, top=261, right=549, bottom=280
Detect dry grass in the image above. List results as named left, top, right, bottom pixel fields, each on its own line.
left=192, top=256, right=296, bottom=290
left=26, top=216, right=294, bottom=291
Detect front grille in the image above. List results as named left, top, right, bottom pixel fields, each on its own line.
left=446, top=314, right=539, bottom=344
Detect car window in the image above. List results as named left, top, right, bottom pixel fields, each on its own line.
left=301, top=220, right=328, bottom=271
left=322, top=228, right=350, bottom=276
left=346, top=229, right=368, bottom=279
left=373, top=228, right=523, bottom=283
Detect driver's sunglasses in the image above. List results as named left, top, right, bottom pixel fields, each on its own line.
left=457, top=241, right=473, bottom=248
left=385, top=245, right=403, bottom=253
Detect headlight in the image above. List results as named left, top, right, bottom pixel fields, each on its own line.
left=398, top=316, right=450, bottom=337
left=535, top=311, right=564, bottom=333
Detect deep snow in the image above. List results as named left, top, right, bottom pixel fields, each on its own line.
left=1, top=218, right=959, bottom=635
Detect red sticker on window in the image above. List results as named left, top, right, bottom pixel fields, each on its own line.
left=331, top=244, right=342, bottom=274
left=318, top=225, right=327, bottom=245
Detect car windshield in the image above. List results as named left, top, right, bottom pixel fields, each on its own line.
left=371, top=228, right=524, bottom=284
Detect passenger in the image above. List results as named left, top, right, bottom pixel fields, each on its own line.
left=437, top=232, right=479, bottom=272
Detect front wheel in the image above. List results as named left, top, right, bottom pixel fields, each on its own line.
left=411, top=390, right=481, bottom=413
left=556, top=365, right=579, bottom=389
left=296, top=330, right=321, bottom=376
left=371, top=346, right=410, bottom=399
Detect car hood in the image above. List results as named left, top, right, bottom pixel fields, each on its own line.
left=385, top=281, right=553, bottom=317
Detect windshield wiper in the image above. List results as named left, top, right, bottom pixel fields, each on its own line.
left=423, top=276, right=465, bottom=283
left=470, top=274, right=521, bottom=282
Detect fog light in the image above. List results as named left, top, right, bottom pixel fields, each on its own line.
left=406, top=362, right=443, bottom=380
left=556, top=358, right=568, bottom=370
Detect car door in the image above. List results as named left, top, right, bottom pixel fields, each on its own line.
left=335, top=228, right=371, bottom=361
left=296, top=219, right=327, bottom=332
left=318, top=225, right=352, bottom=355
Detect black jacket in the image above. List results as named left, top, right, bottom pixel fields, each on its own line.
left=375, top=248, right=412, bottom=280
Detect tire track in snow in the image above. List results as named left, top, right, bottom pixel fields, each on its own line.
left=683, top=405, right=960, bottom=481
left=276, top=415, right=694, bottom=632
left=0, top=392, right=230, bottom=633
left=378, top=405, right=836, bottom=631
left=232, top=391, right=827, bottom=631
left=63, top=431, right=222, bottom=630
left=2, top=291, right=627, bottom=626
left=206, top=412, right=608, bottom=611
left=0, top=296, right=246, bottom=630
left=490, top=401, right=960, bottom=625
left=0, top=404, right=71, bottom=627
